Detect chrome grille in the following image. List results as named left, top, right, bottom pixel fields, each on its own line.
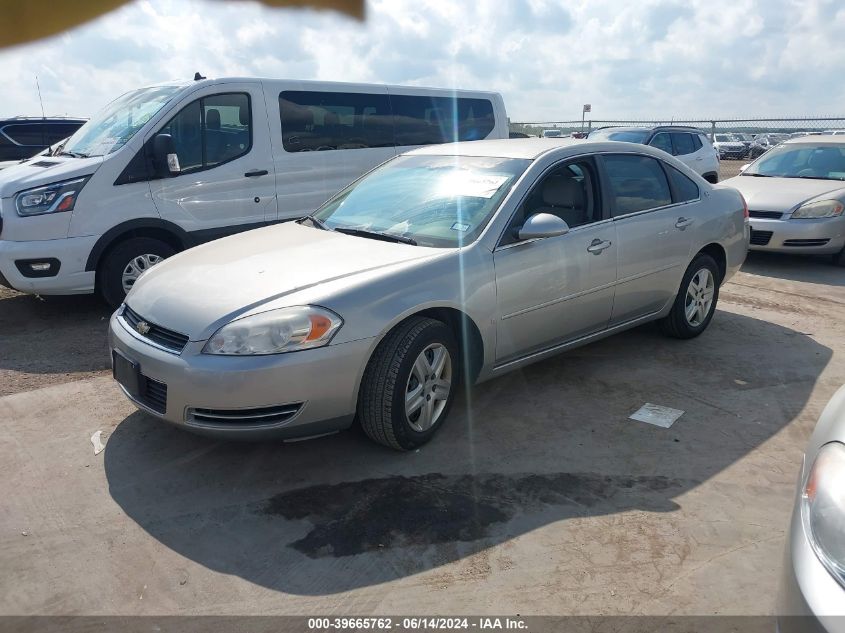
left=122, top=305, right=189, bottom=353
left=188, top=403, right=303, bottom=426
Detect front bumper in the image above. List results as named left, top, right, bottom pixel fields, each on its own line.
left=0, top=235, right=98, bottom=294
left=777, top=507, right=845, bottom=632
left=108, top=309, right=376, bottom=440
left=749, top=216, right=845, bottom=255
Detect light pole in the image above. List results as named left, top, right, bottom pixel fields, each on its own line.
left=582, top=103, right=591, bottom=133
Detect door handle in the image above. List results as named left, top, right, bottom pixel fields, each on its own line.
left=244, top=169, right=269, bottom=177
left=675, top=217, right=694, bottom=230
left=587, top=238, right=612, bottom=254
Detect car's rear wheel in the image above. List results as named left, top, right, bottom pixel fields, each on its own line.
left=659, top=253, right=720, bottom=339
left=358, top=316, right=458, bottom=451
left=98, top=237, right=175, bottom=308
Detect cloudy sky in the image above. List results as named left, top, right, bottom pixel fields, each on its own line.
left=1, top=0, right=843, bottom=123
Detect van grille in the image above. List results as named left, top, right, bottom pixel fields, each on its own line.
left=188, top=403, right=303, bottom=427
left=122, top=305, right=189, bottom=353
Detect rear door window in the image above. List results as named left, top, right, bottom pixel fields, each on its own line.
left=672, top=133, right=695, bottom=156
left=602, top=154, right=673, bottom=216
left=666, top=164, right=700, bottom=202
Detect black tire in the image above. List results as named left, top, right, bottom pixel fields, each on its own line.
left=834, top=247, right=845, bottom=267
left=358, top=317, right=459, bottom=451
left=98, top=237, right=175, bottom=308
left=659, top=253, right=720, bottom=339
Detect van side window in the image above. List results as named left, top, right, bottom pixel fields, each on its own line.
left=602, top=154, right=672, bottom=216
left=279, top=91, right=393, bottom=152
left=159, top=92, right=251, bottom=173
left=390, top=95, right=495, bottom=146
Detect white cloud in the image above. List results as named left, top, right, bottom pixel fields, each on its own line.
left=0, top=0, right=844, bottom=122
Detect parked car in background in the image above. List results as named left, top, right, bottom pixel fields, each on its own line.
left=712, top=134, right=747, bottom=159
left=0, top=117, right=86, bottom=164
left=542, top=129, right=563, bottom=138
left=723, top=136, right=845, bottom=265
left=109, top=138, right=747, bottom=448
left=0, top=77, right=508, bottom=306
left=730, top=133, right=754, bottom=155
left=777, top=384, right=845, bottom=632
left=823, top=130, right=845, bottom=136
left=587, top=125, right=720, bottom=182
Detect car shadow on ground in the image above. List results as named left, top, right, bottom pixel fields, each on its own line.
left=0, top=291, right=111, bottom=384
left=104, top=309, right=831, bottom=595
left=741, top=251, right=844, bottom=287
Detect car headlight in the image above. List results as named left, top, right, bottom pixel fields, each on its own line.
left=202, top=306, right=343, bottom=355
left=802, top=441, right=845, bottom=588
left=15, top=176, right=90, bottom=217
left=791, top=200, right=845, bottom=219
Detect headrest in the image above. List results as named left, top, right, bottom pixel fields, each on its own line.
left=543, top=176, right=584, bottom=208
left=206, top=108, right=221, bottom=131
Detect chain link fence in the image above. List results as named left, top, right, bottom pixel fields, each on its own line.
left=510, top=117, right=845, bottom=140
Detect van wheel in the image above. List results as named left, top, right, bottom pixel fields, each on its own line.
left=98, top=237, right=175, bottom=308
left=659, top=253, right=720, bottom=339
left=358, top=317, right=458, bottom=451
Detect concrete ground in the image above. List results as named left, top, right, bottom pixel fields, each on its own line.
left=1, top=249, right=843, bottom=617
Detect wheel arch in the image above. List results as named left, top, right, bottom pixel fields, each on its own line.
left=696, top=242, right=727, bottom=283
left=85, top=219, right=190, bottom=273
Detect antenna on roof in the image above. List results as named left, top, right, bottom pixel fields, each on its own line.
left=35, top=75, right=45, bottom=118
left=194, top=72, right=206, bottom=81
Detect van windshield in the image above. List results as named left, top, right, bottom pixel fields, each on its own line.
left=62, top=85, right=182, bottom=157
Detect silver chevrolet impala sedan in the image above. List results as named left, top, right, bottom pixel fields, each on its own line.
left=109, top=138, right=748, bottom=450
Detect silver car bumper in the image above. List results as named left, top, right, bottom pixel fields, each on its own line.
left=749, top=216, right=845, bottom=255
left=777, top=505, right=845, bottom=633
left=108, top=310, right=374, bottom=440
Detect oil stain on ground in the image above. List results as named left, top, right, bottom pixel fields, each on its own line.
left=263, top=472, right=685, bottom=558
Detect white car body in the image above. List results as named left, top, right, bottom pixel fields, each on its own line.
left=0, top=77, right=508, bottom=299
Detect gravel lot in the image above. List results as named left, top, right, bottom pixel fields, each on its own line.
left=2, top=159, right=843, bottom=618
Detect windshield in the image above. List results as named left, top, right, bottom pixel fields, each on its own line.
left=62, top=85, right=183, bottom=157
left=715, top=135, right=731, bottom=142
left=311, top=154, right=530, bottom=247
left=589, top=129, right=649, bottom=143
left=744, top=143, right=845, bottom=179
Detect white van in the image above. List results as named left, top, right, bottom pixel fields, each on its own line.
left=0, top=77, right=508, bottom=305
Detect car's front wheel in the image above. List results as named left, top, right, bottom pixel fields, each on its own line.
left=659, top=253, right=720, bottom=339
left=358, top=316, right=458, bottom=450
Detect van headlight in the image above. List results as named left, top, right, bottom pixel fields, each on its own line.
left=203, top=306, right=343, bottom=355
left=15, top=177, right=90, bottom=217
left=801, top=441, right=845, bottom=588
left=791, top=200, right=844, bottom=219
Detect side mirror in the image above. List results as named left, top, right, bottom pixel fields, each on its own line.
left=153, top=134, right=181, bottom=175
left=517, top=213, right=570, bottom=241
left=739, top=163, right=750, bottom=173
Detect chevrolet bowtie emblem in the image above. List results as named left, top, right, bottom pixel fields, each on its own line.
left=136, top=320, right=151, bottom=335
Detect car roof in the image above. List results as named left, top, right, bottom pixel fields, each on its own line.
left=591, top=125, right=705, bottom=133
left=782, top=135, right=845, bottom=145
left=405, top=138, right=673, bottom=160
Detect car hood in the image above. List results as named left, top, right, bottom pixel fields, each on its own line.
left=721, top=175, right=845, bottom=212
left=125, top=222, right=446, bottom=340
left=0, top=155, right=104, bottom=198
